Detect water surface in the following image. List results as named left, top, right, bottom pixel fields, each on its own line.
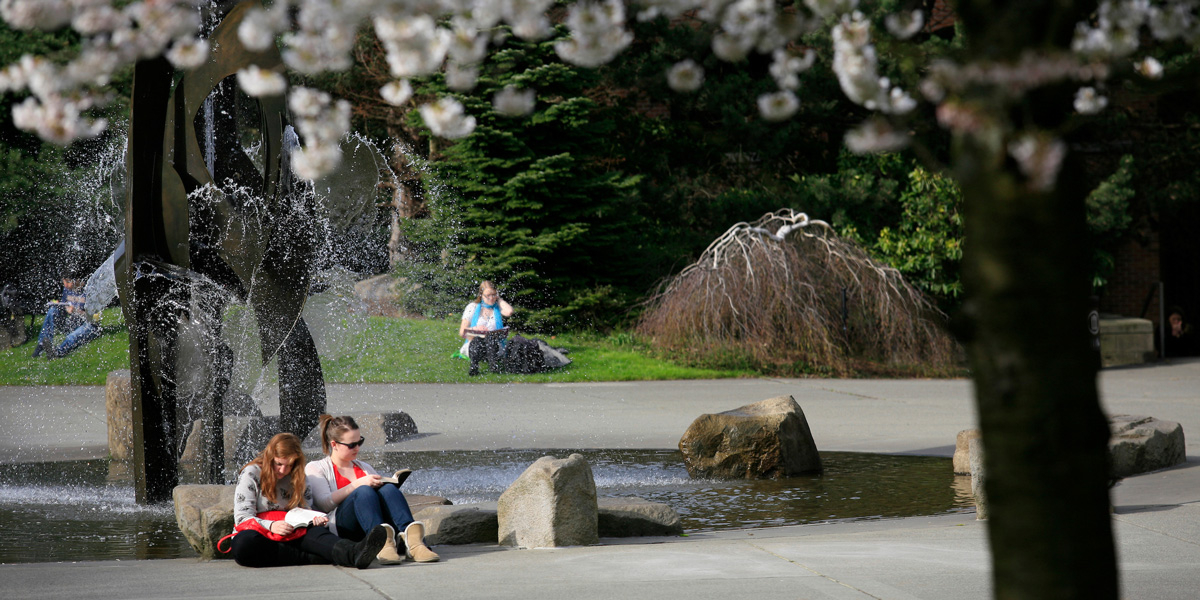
left=0, top=451, right=972, bottom=563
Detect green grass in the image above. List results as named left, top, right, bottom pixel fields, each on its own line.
left=0, top=310, right=752, bottom=386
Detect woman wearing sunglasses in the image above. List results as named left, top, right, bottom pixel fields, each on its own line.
left=305, top=414, right=439, bottom=564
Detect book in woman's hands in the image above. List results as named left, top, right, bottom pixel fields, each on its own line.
left=378, top=469, right=412, bottom=487
left=283, top=507, right=327, bottom=528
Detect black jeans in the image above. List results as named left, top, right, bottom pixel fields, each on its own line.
left=230, top=525, right=340, bottom=568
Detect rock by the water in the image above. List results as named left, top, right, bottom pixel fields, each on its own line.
left=679, top=395, right=821, bottom=479
left=498, top=454, right=598, bottom=548
left=598, top=497, right=683, bottom=537
left=105, top=370, right=133, bottom=463
left=416, top=503, right=499, bottom=545
left=969, top=437, right=987, bottom=520
left=174, top=485, right=235, bottom=560
left=953, top=429, right=980, bottom=475
left=1109, top=414, right=1185, bottom=479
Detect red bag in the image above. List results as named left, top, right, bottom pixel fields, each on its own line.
left=217, top=510, right=306, bottom=553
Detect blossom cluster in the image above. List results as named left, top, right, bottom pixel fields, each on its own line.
left=0, top=0, right=1196, bottom=186
left=1, top=0, right=207, bottom=145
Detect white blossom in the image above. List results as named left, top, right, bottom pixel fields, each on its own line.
left=419, top=96, right=476, bottom=138
left=380, top=80, right=413, bottom=106
left=167, top=38, right=209, bottom=69
left=291, top=145, right=342, bottom=181
left=238, top=7, right=286, bottom=52
left=11, top=95, right=107, bottom=145
left=885, top=10, right=924, bottom=39
left=236, top=65, right=287, bottom=97
left=757, top=90, right=799, bottom=121
left=667, top=59, right=705, bottom=93
left=556, top=0, right=633, bottom=67
left=712, top=32, right=753, bottom=62
left=72, top=6, right=128, bottom=35
left=1134, top=56, right=1163, bottom=79
left=769, top=49, right=815, bottom=91
left=845, top=118, right=909, bottom=154
left=804, top=0, right=859, bottom=18
left=493, top=86, right=536, bottom=116
left=1073, top=86, right=1108, bottom=114
left=0, top=0, right=72, bottom=30
left=445, top=62, right=479, bottom=92
left=288, top=87, right=331, bottom=118
left=1008, top=133, right=1067, bottom=192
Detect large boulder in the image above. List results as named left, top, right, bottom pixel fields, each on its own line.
left=416, top=503, right=499, bottom=545
left=679, top=395, right=821, bottom=479
left=1109, top=414, right=1185, bottom=479
left=174, top=485, right=236, bottom=560
left=598, top=497, right=683, bottom=537
left=498, top=454, right=599, bottom=548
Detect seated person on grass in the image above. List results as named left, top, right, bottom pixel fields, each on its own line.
left=457, top=280, right=513, bottom=359
left=32, top=270, right=101, bottom=359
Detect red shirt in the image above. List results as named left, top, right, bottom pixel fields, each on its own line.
left=333, top=463, right=367, bottom=490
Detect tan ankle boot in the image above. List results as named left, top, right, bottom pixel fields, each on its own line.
left=376, top=523, right=404, bottom=565
left=401, top=521, right=439, bottom=562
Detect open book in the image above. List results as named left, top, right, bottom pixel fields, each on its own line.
left=283, top=507, right=327, bottom=528
left=379, top=468, right=412, bottom=486
left=463, top=327, right=510, bottom=338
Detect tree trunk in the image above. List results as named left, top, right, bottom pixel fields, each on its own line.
left=956, top=134, right=1118, bottom=599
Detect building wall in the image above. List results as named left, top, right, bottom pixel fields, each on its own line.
left=1099, top=231, right=1161, bottom=326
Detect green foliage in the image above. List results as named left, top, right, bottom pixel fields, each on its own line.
left=404, top=32, right=645, bottom=331
left=872, top=166, right=964, bottom=306
left=1085, top=155, right=1135, bottom=289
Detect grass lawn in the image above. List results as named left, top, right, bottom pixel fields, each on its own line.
left=1, top=309, right=752, bottom=386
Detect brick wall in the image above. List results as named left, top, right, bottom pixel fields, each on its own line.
left=1099, top=232, right=1161, bottom=324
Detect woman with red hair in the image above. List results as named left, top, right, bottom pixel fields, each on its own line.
left=230, top=432, right=388, bottom=568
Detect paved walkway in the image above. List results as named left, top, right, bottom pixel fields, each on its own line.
left=1, top=359, right=1198, bottom=598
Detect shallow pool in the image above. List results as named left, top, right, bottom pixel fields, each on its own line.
left=0, top=450, right=973, bottom=563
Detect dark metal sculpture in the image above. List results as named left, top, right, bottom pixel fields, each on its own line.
left=118, top=0, right=327, bottom=503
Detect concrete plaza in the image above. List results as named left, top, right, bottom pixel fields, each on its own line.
left=1, top=359, right=1198, bottom=598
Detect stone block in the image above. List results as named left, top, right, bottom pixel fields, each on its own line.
left=174, top=484, right=236, bottom=560
left=679, top=395, right=821, bottom=479
left=105, top=370, right=133, bottom=461
left=300, top=412, right=418, bottom=451
left=416, top=503, right=499, bottom=545
left=498, top=454, right=598, bottom=548
left=1109, top=414, right=1186, bottom=479
left=953, top=429, right=980, bottom=475
left=598, top=497, right=683, bottom=537
left=1099, top=317, right=1155, bottom=367
left=969, top=437, right=987, bottom=520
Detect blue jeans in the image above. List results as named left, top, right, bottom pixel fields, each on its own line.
left=336, top=484, right=415, bottom=541
left=34, top=305, right=101, bottom=358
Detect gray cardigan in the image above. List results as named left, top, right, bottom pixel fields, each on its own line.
left=304, top=456, right=379, bottom=536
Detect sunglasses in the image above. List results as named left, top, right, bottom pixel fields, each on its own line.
left=332, top=437, right=366, bottom=449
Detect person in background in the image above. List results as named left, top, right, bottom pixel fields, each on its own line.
left=32, top=270, right=101, bottom=358
left=457, top=280, right=514, bottom=357
left=1165, top=306, right=1197, bottom=357
left=230, top=432, right=388, bottom=568
left=306, top=414, right=439, bottom=564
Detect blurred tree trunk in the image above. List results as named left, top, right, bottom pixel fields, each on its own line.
left=955, top=1, right=1118, bottom=598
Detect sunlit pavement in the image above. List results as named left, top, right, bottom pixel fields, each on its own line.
left=2, top=359, right=1199, bottom=598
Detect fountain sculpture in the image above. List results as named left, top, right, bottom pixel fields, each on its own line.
left=119, top=0, right=326, bottom=502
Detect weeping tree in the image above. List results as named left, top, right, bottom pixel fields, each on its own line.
left=638, top=208, right=956, bottom=373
